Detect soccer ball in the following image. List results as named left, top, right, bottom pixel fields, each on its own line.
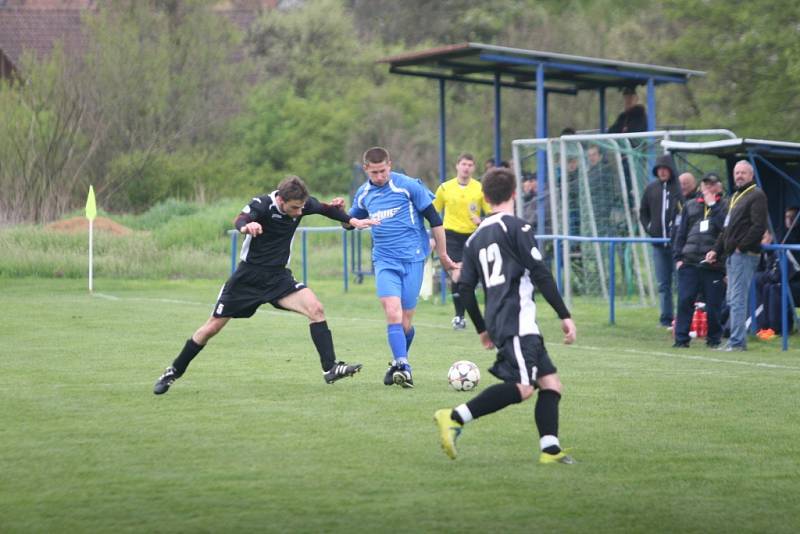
left=448, top=360, right=480, bottom=391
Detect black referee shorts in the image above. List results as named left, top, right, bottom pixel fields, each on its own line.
left=212, top=263, right=306, bottom=318
left=488, top=334, right=557, bottom=386
left=445, top=229, right=471, bottom=263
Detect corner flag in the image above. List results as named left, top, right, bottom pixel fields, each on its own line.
left=86, top=185, right=96, bottom=292
left=85, top=185, right=97, bottom=221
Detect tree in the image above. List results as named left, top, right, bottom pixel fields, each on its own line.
left=662, top=0, right=800, bottom=139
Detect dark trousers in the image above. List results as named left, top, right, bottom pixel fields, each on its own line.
left=675, top=264, right=725, bottom=345
left=755, top=272, right=800, bottom=334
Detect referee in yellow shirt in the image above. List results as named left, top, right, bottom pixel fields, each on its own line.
left=433, top=153, right=491, bottom=329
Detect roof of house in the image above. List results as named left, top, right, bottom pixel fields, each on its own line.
left=0, top=6, right=86, bottom=71
left=0, top=1, right=273, bottom=75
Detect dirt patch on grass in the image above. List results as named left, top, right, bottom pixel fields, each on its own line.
left=46, top=216, right=133, bottom=235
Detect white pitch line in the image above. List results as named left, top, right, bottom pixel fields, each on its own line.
left=571, top=344, right=800, bottom=371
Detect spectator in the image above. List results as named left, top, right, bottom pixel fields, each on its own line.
left=521, top=172, right=538, bottom=225
left=607, top=86, right=648, bottom=134
left=754, top=206, right=800, bottom=340
left=679, top=172, right=698, bottom=201
left=705, top=160, right=768, bottom=351
left=587, top=144, right=623, bottom=236
left=484, top=158, right=510, bottom=172
left=672, top=172, right=699, bottom=242
left=672, top=173, right=727, bottom=348
left=640, top=154, right=682, bottom=327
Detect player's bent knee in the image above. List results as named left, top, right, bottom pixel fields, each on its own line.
left=537, top=374, right=562, bottom=394
left=306, top=301, right=325, bottom=322
left=517, top=383, right=535, bottom=400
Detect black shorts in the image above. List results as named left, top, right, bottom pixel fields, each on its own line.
left=212, top=263, right=306, bottom=318
left=488, top=335, right=557, bottom=386
left=445, top=229, right=470, bottom=262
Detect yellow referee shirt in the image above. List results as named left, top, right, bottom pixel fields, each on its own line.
left=433, top=177, right=491, bottom=234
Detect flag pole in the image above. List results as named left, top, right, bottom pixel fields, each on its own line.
left=85, top=185, right=97, bottom=293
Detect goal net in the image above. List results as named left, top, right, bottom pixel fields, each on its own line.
left=512, top=130, right=736, bottom=306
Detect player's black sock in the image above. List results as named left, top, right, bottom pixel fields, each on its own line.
left=450, top=410, right=465, bottom=425
left=310, top=321, right=336, bottom=371
left=172, top=338, right=204, bottom=375
left=535, top=389, right=561, bottom=449
left=465, top=382, right=523, bottom=419
left=452, top=282, right=465, bottom=318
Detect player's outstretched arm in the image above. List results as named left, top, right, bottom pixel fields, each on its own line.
left=234, top=213, right=263, bottom=236
left=348, top=217, right=379, bottom=230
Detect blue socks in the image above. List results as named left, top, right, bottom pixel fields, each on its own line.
left=387, top=323, right=408, bottom=365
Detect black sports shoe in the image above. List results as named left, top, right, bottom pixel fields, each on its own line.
left=392, top=362, right=414, bottom=389
left=153, top=366, right=181, bottom=395
left=384, top=362, right=399, bottom=386
left=323, top=361, right=362, bottom=384
left=672, top=341, right=690, bottom=348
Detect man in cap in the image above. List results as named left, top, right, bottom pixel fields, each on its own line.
left=672, top=173, right=727, bottom=348
left=608, top=86, right=648, bottom=134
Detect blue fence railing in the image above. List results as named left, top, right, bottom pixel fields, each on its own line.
left=227, top=229, right=799, bottom=351
left=761, top=243, right=800, bottom=351
left=534, top=234, right=669, bottom=325
left=228, top=227, right=368, bottom=292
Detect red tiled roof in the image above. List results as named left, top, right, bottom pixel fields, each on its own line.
left=0, top=7, right=86, bottom=71
left=0, top=1, right=272, bottom=76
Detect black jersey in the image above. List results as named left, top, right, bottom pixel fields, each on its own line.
left=459, top=212, right=570, bottom=345
left=236, top=192, right=350, bottom=269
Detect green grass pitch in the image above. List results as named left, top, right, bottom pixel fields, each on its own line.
left=1, top=278, right=799, bottom=532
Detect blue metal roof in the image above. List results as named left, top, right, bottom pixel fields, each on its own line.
left=379, top=42, right=705, bottom=93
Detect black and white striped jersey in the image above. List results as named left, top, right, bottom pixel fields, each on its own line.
left=236, top=192, right=349, bottom=270
left=459, top=212, right=570, bottom=344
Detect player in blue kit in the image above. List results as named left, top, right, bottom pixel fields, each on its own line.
left=349, top=147, right=457, bottom=388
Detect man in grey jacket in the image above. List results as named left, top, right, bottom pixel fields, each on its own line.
left=640, top=154, right=683, bottom=327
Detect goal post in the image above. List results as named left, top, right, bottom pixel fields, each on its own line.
left=512, top=129, right=737, bottom=306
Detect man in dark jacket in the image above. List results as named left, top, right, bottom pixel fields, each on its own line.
left=672, top=173, right=727, bottom=348
left=706, top=160, right=768, bottom=351
left=608, top=86, right=648, bottom=134
left=640, top=154, right=683, bottom=327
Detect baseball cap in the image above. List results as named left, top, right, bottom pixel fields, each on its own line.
left=701, top=172, right=721, bottom=184
left=621, top=86, right=637, bottom=95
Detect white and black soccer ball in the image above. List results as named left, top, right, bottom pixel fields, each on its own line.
left=448, top=360, right=480, bottom=391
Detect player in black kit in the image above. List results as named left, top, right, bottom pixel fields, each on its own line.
left=153, top=176, right=378, bottom=395
left=434, top=166, right=578, bottom=464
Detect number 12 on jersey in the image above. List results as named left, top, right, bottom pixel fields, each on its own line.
left=478, top=243, right=506, bottom=288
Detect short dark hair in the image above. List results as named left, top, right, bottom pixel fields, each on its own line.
left=277, top=176, right=309, bottom=202
left=363, top=147, right=390, bottom=165
left=481, top=167, right=516, bottom=205
left=457, top=152, right=475, bottom=164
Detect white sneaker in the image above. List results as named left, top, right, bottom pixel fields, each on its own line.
left=451, top=316, right=466, bottom=330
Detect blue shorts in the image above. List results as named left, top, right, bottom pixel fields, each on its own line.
left=374, top=259, right=425, bottom=310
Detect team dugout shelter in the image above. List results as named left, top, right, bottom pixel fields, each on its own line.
left=379, top=42, right=704, bottom=235
left=379, top=43, right=704, bottom=301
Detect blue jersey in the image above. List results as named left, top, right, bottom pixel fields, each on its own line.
left=350, top=172, right=434, bottom=262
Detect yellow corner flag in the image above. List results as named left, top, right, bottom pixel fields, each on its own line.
left=85, top=185, right=97, bottom=221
